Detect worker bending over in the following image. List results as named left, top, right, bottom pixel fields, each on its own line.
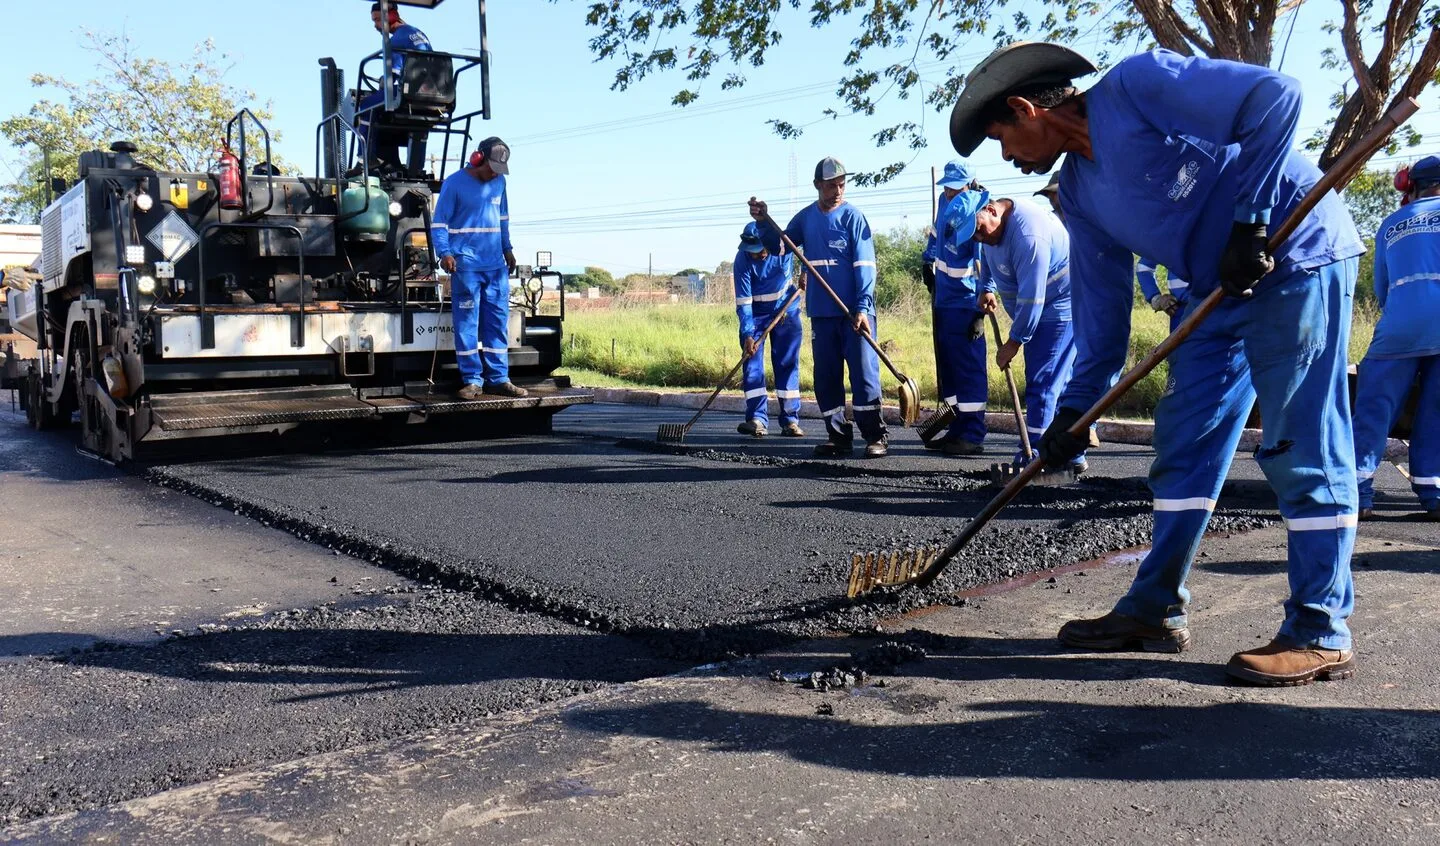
left=431, top=137, right=525, bottom=399
left=750, top=158, right=888, bottom=458
left=1353, top=155, right=1440, bottom=522
left=922, top=160, right=992, bottom=455
left=971, top=195, right=1085, bottom=473
left=951, top=43, right=1365, bottom=685
left=733, top=222, right=804, bottom=438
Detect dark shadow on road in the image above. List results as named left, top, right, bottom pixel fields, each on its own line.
left=564, top=696, right=1440, bottom=781
left=1203, top=548, right=1440, bottom=577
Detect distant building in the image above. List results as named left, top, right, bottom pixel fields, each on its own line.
left=0, top=224, right=41, bottom=269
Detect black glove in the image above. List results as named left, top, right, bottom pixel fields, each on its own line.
left=968, top=314, right=985, bottom=341
left=1038, top=406, right=1087, bottom=468
left=921, top=262, right=936, bottom=294
left=1217, top=221, right=1274, bottom=298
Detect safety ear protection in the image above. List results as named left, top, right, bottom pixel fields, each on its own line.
left=469, top=148, right=484, bottom=168
left=1394, top=166, right=1412, bottom=193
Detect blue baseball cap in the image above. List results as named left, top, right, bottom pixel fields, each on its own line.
left=936, top=159, right=975, bottom=189
left=1411, top=155, right=1440, bottom=184
left=942, top=189, right=991, bottom=242
left=738, top=222, right=766, bottom=254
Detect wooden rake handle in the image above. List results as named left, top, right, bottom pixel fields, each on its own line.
left=907, top=95, right=1421, bottom=591
left=989, top=312, right=1033, bottom=461
left=676, top=282, right=805, bottom=431
left=758, top=210, right=912, bottom=384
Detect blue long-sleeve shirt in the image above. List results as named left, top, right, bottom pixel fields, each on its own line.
left=933, top=190, right=986, bottom=309
left=733, top=250, right=797, bottom=338
left=922, top=191, right=950, bottom=264
left=431, top=170, right=512, bottom=273
left=978, top=197, right=1071, bottom=345
left=1135, top=257, right=1189, bottom=304
left=760, top=201, right=877, bottom=317
left=388, top=24, right=432, bottom=76
left=1368, top=196, right=1440, bottom=359
left=1057, top=50, right=1365, bottom=411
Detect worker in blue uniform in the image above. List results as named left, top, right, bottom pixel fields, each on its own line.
left=733, top=222, right=804, bottom=438
left=431, top=137, right=525, bottom=400
left=1353, top=154, right=1440, bottom=522
left=922, top=160, right=992, bottom=455
left=357, top=1, right=433, bottom=167
left=950, top=43, right=1366, bottom=686
left=1136, top=258, right=1190, bottom=333
left=972, top=195, right=1085, bottom=473
left=749, top=157, right=888, bottom=458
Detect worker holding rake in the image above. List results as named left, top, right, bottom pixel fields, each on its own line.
left=733, top=222, right=804, bottom=438
left=951, top=43, right=1366, bottom=685
left=750, top=157, right=889, bottom=458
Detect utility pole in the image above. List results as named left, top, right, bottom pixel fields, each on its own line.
left=648, top=253, right=653, bottom=280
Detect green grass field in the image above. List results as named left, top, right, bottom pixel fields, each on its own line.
left=558, top=299, right=1380, bottom=421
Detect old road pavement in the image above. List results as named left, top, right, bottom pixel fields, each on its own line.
left=2, top=399, right=1436, bottom=844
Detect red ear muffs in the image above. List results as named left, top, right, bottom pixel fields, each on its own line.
left=470, top=149, right=484, bottom=168
left=1394, top=166, right=1412, bottom=193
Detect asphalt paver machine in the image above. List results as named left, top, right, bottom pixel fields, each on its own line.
left=4, top=0, right=590, bottom=461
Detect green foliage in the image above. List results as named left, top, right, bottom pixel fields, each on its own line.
left=569, top=265, right=620, bottom=295
left=1342, top=168, right=1402, bottom=240
left=0, top=31, right=281, bottom=223
left=873, top=226, right=926, bottom=310
left=563, top=0, right=1435, bottom=181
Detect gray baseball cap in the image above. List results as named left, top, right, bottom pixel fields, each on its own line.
left=948, top=42, right=1098, bottom=156
left=814, top=156, right=846, bottom=181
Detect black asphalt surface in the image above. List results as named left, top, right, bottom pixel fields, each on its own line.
left=1, top=399, right=1419, bottom=830
left=145, top=404, right=1280, bottom=651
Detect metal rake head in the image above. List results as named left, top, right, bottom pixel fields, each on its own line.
left=655, top=423, right=688, bottom=443
left=988, top=460, right=1079, bottom=487
left=847, top=547, right=943, bottom=598
left=915, top=405, right=956, bottom=444
left=897, top=377, right=922, bottom=427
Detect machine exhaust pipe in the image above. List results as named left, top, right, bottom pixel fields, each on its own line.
left=319, top=58, right=346, bottom=179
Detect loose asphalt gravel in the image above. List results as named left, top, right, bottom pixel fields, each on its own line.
left=0, top=401, right=1295, bottom=826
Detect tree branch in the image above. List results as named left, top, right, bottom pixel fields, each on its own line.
left=1339, top=0, right=1382, bottom=109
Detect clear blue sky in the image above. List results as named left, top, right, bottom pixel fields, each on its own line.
left=1, top=1, right=1435, bottom=276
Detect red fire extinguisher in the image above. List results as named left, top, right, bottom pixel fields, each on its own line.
left=217, top=146, right=243, bottom=210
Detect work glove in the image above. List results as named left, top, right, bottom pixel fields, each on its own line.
left=1038, top=406, right=1088, bottom=469
left=1149, top=292, right=1179, bottom=314
left=1217, top=222, right=1274, bottom=299
left=968, top=314, right=986, bottom=341
left=921, top=262, right=936, bottom=294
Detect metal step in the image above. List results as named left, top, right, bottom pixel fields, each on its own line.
left=395, top=385, right=593, bottom=415
left=149, top=385, right=376, bottom=431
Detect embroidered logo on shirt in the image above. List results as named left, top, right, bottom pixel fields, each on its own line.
left=1167, top=161, right=1201, bottom=201
left=827, top=238, right=848, bottom=251
left=491, top=196, right=502, bottom=205
left=1384, top=210, right=1440, bottom=246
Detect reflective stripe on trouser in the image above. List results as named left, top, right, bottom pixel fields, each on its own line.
left=811, top=315, right=885, bottom=442
left=741, top=309, right=803, bottom=425
left=1114, top=259, right=1359, bottom=649
left=1016, top=319, right=1081, bottom=467
left=451, top=268, right=511, bottom=386
left=933, top=305, right=987, bottom=444
left=1354, top=353, right=1439, bottom=509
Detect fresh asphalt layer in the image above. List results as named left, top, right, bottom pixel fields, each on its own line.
left=0, top=398, right=1429, bottom=836
left=143, top=403, right=1286, bottom=647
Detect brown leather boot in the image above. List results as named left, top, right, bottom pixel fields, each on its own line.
left=457, top=383, right=484, bottom=400
left=1057, top=611, right=1191, bottom=653
left=1226, top=640, right=1354, bottom=686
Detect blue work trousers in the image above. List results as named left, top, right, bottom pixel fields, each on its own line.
left=741, top=308, right=803, bottom=426
left=1018, top=319, right=1081, bottom=466
left=451, top=268, right=511, bottom=387
left=1115, top=259, right=1359, bottom=649
left=1354, top=354, right=1439, bottom=510
left=812, top=315, right=886, bottom=443
left=934, top=306, right=988, bottom=445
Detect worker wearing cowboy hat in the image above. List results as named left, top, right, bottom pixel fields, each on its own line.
left=922, top=160, right=993, bottom=455
left=1353, top=154, right=1440, bottom=523
left=733, top=222, right=805, bottom=438
left=950, top=43, right=1365, bottom=685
